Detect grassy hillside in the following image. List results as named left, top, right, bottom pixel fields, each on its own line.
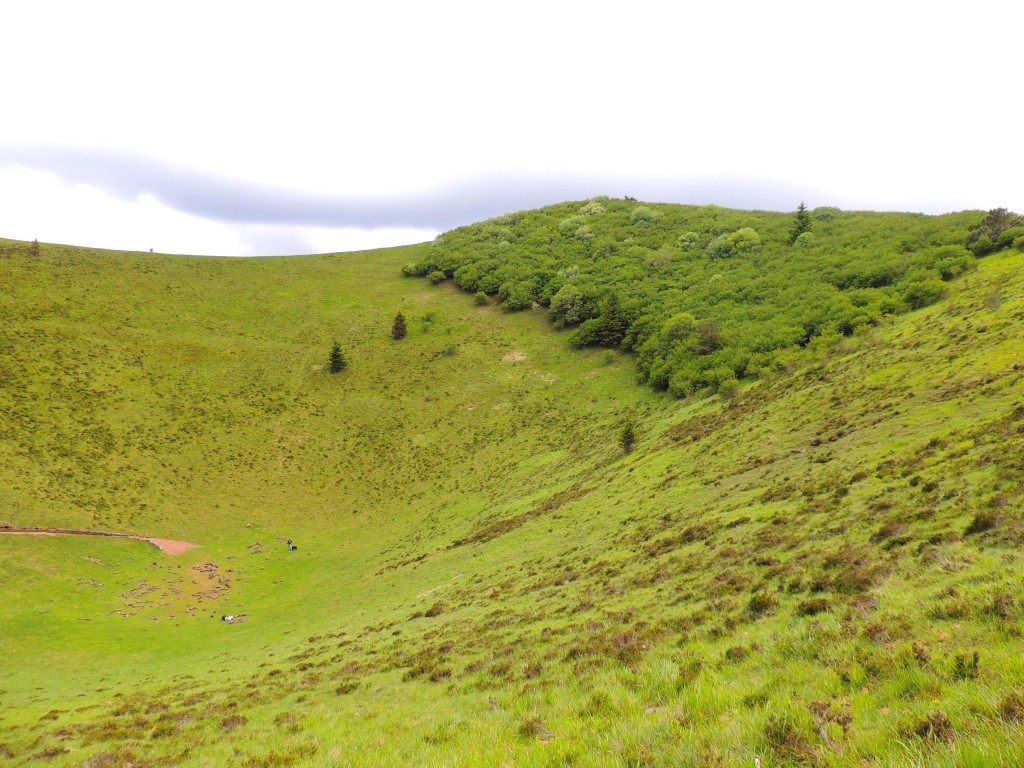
left=1, top=210, right=1023, bottom=767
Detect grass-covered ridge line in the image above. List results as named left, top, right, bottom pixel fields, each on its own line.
left=408, top=200, right=1022, bottom=396
left=0, top=225, right=1023, bottom=767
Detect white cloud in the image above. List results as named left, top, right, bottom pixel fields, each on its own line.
left=234, top=224, right=438, bottom=256
left=0, top=1, right=1021, bottom=254
left=0, top=169, right=436, bottom=255
left=0, top=169, right=234, bottom=254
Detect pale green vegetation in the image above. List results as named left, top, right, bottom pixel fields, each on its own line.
left=0, top=204, right=1023, bottom=767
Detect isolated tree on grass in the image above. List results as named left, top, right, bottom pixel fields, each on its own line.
left=392, top=312, right=407, bottom=340
left=619, top=417, right=637, bottom=454
left=328, top=341, right=347, bottom=373
left=788, top=202, right=812, bottom=244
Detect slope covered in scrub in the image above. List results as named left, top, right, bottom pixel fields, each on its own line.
left=0, top=208, right=1023, bottom=766
left=408, top=201, right=1020, bottom=397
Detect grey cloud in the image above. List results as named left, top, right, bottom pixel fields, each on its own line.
left=0, top=145, right=902, bottom=232
left=233, top=225, right=316, bottom=257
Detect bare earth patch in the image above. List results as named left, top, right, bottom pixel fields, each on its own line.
left=502, top=351, right=526, bottom=362
left=144, top=538, right=199, bottom=555
left=0, top=527, right=198, bottom=556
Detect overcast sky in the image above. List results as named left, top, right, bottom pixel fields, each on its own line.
left=1, top=1, right=1020, bottom=256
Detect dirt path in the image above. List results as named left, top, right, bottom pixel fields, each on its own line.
left=0, top=527, right=198, bottom=555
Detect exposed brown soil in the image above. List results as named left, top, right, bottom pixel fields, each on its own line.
left=145, top=538, right=198, bottom=555
left=0, top=526, right=198, bottom=555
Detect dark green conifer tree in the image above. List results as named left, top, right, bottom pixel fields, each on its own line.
left=329, top=341, right=347, bottom=373
left=595, top=293, right=629, bottom=347
left=788, top=202, right=812, bottom=244
left=392, top=312, right=407, bottom=340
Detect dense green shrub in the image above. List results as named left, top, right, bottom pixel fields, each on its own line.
left=703, top=228, right=762, bottom=259
left=933, top=246, right=976, bottom=280
left=967, top=235, right=995, bottom=257
left=549, top=284, right=599, bottom=329
left=498, top=280, right=538, bottom=310
left=567, top=293, right=632, bottom=348
left=728, top=227, right=761, bottom=254
left=567, top=318, right=603, bottom=349
left=968, top=208, right=1022, bottom=255
left=705, top=235, right=733, bottom=260
left=903, top=280, right=947, bottom=309
left=405, top=199, right=982, bottom=397
left=558, top=216, right=587, bottom=235
left=676, top=231, right=700, bottom=250
left=630, top=206, right=658, bottom=225
left=998, top=226, right=1024, bottom=247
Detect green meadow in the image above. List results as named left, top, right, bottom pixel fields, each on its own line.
left=1, top=200, right=1023, bottom=767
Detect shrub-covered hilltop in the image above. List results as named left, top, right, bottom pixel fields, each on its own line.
left=407, top=200, right=1023, bottom=396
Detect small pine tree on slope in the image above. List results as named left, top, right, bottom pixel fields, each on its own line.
left=788, top=202, right=812, bottom=245
left=392, top=313, right=407, bottom=340
left=329, top=341, right=347, bottom=373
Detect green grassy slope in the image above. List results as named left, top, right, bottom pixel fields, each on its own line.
left=1, top=221, right=1023, bottom=767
